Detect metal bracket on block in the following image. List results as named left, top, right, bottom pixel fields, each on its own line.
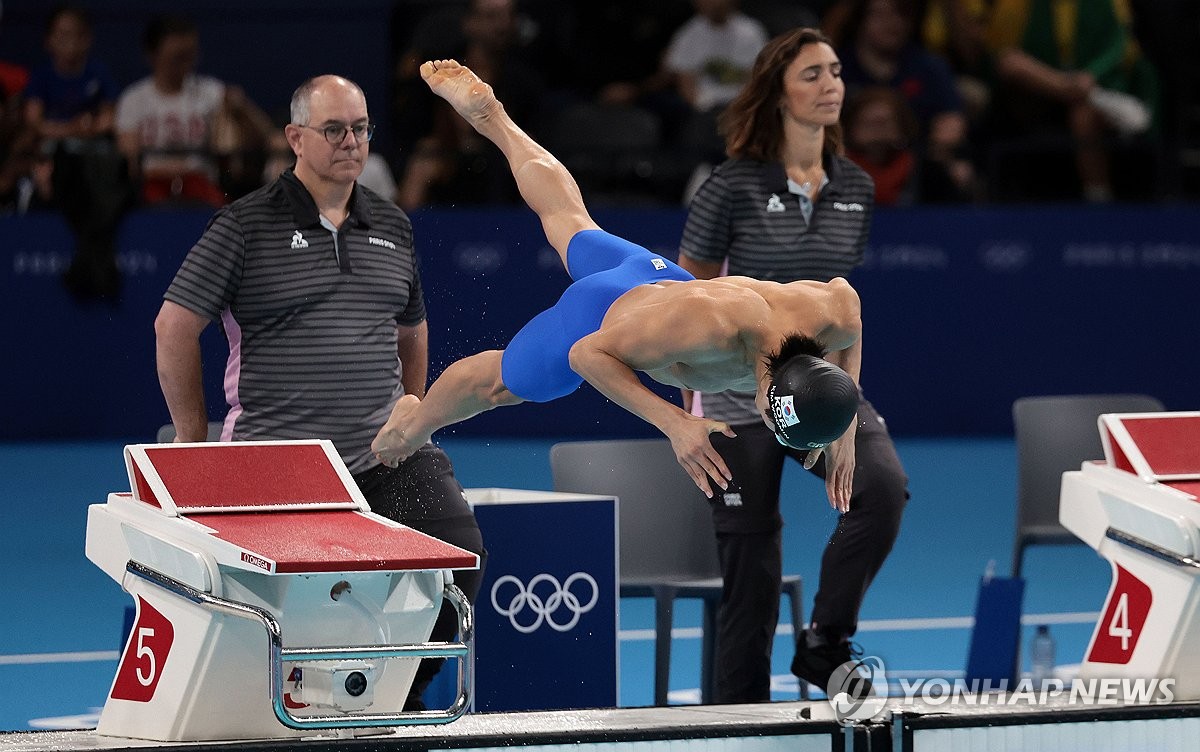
left=1105, top=528, right=1200, bottom=570
left=125, top=559, right=474, bottom=729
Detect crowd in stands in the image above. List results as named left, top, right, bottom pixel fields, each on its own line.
left=1, top=7, right=276, bottom=300
left=1, top=1, right=1197, bottom=298
left=383, top=0, right=1193, bottom=209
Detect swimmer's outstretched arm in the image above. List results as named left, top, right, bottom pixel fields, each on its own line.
left=420, top=59, right=598, bottom=266
left=813, top=289, right=864, bottom=512
left=371, top=350, right=522, bottom=467
left=567, top=334, right=735, bottom=499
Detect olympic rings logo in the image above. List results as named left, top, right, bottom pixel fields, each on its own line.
left=490, top=572, right=599, bottom=634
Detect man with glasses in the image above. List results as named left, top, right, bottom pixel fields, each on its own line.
left=154, top=74, right=485, bottom=712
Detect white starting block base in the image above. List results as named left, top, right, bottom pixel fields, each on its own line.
left=3, top=697, right=1200, bottom=752
left=1060, top=412, right=1200, bottom=700
left=84, top=441, right=479, bottom=742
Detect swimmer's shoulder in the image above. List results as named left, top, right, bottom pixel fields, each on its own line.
left=826, top=277, right=860, bottom=307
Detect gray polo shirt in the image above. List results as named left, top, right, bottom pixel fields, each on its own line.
left=679, top=154, right=874, bottom=425
left=164, top=169, right=425, bottom=472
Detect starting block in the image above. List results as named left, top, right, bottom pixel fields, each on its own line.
left=1060, top=411, right=1200, bottom=698
left=84, top=440, right=480, bottom=741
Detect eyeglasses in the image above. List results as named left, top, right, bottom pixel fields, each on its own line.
left=299, top=122, right=376, bottom=145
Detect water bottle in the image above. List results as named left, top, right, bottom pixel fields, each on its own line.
left=1030, top=624, right=1056, bottom=684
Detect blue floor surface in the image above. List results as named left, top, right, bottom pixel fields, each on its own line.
left=0, top=436, right=1112, bottom=729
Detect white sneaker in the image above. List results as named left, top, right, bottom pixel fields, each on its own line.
left=1088, top=87, right=1152, bottom=136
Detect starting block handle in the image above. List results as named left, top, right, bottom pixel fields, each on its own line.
left=124, top=560, right=475, bottom=729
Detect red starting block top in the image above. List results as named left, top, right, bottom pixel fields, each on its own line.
left=125, top=441, right=366, bottom=514
left=1101, top=412, right=1200, bottom=484
left=187, top=511, right=479, bottom=573
left=117, top=441, right=478, bottom=574
left=1169, top=481, right=1200, bottom=500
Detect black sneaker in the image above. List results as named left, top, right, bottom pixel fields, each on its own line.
left=791, top=640, right=866, bottom=695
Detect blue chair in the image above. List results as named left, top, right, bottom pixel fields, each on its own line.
left=1011, top=394, right=1164, bottom=578
left=551, top=438, right=805, bottom=705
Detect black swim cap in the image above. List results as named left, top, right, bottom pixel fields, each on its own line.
left=766, top=355, right=858, bottom=449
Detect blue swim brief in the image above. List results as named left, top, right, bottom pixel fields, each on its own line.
left=500, top=229, right=694, bottom=402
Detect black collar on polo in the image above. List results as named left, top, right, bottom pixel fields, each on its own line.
left=760, top=150, right=846, bottom=199
left=277, top=168, right=374, bottom=230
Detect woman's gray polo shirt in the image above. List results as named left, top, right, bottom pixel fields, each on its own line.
left=680, top=155, right=874, bottom=424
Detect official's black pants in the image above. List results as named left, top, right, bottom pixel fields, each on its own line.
left=707, top=397, right=909, bottom=703
left=354, top=444, right=486, bottom=708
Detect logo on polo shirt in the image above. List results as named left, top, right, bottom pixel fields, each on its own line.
left=651, top=258, right=666, bottom=270
left=833, top=201, right=865, bottom=212
left=766, top=194, right=786, bottom=213
left=291, top=230, right=309, bottom=249
left=368, top=236, right=397, bottom=250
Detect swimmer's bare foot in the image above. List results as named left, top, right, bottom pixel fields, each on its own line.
left=420, top=59, right=501, bottom=126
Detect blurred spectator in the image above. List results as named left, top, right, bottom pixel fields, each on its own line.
left=987, top=0, right=1160, bottom=202
left=115, top=14, right=273, bottom=208
left=0, top=7, right=34, bottom=214
left=591, top=0, right=769, bottom=199
left=833, top=0, right=977, bottom=199
left=0, top=68, right=24, bottom=106
left=24, top=6, right=116, bottom=144
left=543, top=1, right=694, bottom=204
left=843, top=86, right=918, bottom=205
left=741, top=0, right=820, bottom=38
left=259, top=104, right=297, bottom=185
left=919, top=0, right=994, bottom=122
left=1127, top=0, right=1200, bottom=197
left=830, top=0, right=994, bottom=116
left=562, top=0, right=693, bottom=103
left=393, top=0, right=545, bottom=210
left=23, top=5, right=130, bottom=301
left=0, top=2, right=27, bottom=101
left=358, top=152, right=399, bottom=200
left=661, top=0, right=770, bottom=114
left=656, top=0, right=770, bottom=165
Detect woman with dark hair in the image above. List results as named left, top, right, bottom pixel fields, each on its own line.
left=678, top=27, right=910, bottom=703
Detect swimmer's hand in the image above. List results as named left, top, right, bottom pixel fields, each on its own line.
left=664, top=414, right=736, bottom=499
left=372, top=394, right=432, bottom=468
left=817, top=432, right=857, bottom=513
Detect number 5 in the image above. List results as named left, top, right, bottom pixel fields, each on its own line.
left=136, top=627, right=157, bottom=686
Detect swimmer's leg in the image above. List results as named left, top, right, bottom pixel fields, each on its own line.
left=373, top=350, right=523, bottom=466
left=421, top=59, right=598, bottom=269
left=500, top=244, right=683, bottom=400
left=564, top=229, right=661, bottom=280
left=500, top=300, right=590, bottom=403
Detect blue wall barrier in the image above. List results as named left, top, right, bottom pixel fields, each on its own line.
left=470, top=494, right=619, bottom=712
left=2, top=204, right=1195, bottom=441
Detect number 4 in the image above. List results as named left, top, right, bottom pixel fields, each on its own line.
left=1109, top=592, right=1133, bottom=651
left=136, top=627, right=157, bottom=686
